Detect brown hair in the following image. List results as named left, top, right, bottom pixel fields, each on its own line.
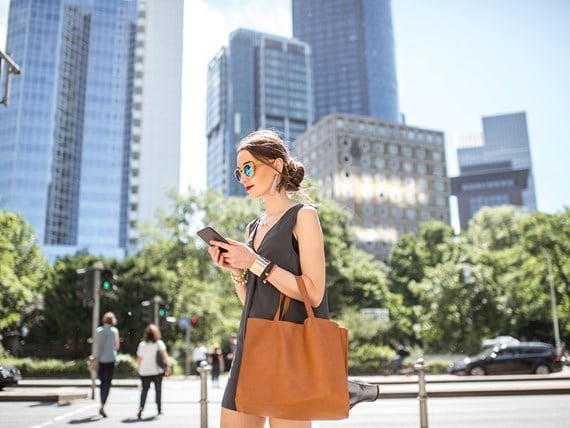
left=237, top=129, right=305, bottom=193
left=144, top=324, right=161, bottom=342
left=102, top=312, right=116, bottom=326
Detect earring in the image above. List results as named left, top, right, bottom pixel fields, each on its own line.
left=270, top=174, right=279, bottom=195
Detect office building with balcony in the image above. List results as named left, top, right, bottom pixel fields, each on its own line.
left=0, top=0, right=183, bottom=261
left=292, top=0, right=400, bottom=123
left=451, top=112, right=536, bottom=230
left=206, top=28, right=313, bottom=196
left=294, top=113, right=450, bottom=261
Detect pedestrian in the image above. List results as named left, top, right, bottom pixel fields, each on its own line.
left=136, top=324, right=170, bottom=419
left=206, top=129, right=335, bottom=427
left=224, top=332, right=238, bottom=372
left=208, top=344, right=225, bottom=387
left=392, top=341, right=410, bottom=374
left=94, top=311, right=119, bottom=418
left=192, top=342, right=208, bottom=376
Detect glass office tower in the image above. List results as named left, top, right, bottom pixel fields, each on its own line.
left=0, top=0, right=137, bottom=260
left=453, top=112, right=537, bottom=229
left=206, top=29, right=313, bottom=196
left=292, top=0, right=399, bottom=123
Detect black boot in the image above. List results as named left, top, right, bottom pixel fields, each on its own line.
left=348, top=379, right=380, bottom=409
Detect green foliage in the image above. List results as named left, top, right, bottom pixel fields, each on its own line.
left=0, top=211, right=51, bottom=329
left=0, top=354, right=137, bottom=378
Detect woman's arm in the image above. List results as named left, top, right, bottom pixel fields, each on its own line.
left=114, top=328, right=120, bottom=350
left=262, top=206, right=326, bottom=307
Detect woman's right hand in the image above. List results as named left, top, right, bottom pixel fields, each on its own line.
left=208, top=244, right=241, bottom=275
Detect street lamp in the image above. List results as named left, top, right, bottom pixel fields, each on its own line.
left=0, top=50, right=21, bottom=106
left=544, top=253, right=561, bottom=354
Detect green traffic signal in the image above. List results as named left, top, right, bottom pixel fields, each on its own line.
left=101, top=268, right=114, bottom=292
left=158, top=308, right=166, bottom=317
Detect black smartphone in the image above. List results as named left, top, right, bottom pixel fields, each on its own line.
left=197, top=226, right=229, bottom=252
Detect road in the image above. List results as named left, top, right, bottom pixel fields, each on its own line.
left=1, top=374, right=569, bottom=428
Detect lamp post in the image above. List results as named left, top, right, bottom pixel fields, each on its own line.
left=0, top=50, right=21, bottom=106
left=544, top=253, right=561, bottom=354
left=462, top=263, right=475, bottom=352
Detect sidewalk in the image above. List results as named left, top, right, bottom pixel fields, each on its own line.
left=1, top=370, right=569, bottom=403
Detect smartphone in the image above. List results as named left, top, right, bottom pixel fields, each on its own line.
left=197, top=226, right=229, bottom=252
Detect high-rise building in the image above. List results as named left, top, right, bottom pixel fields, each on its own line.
left=127, top=0, right=183, bottom=255
left=292, top=0, right=400, bottom=123
left=451, top=112, right=536, bottom=230
left=206, top=29, right=313, bottom=196
left=0, top=0, right=183, bottom=261
left=295, top=113, right=450, bottom=262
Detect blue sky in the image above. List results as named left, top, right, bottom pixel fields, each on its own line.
left=2, top=0, right=569, bottom=220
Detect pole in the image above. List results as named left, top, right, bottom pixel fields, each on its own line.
left=545, top=254, right=561, bottom=353
left=462, top=264, right=475, bottom=352
left=198, top=361, right=211, bottom=428
left=90, top=261, right=103, bottom=400
left=185, top=318, right=192, bottom=377
left=153, top=295, right=162, bottom=326
left=415, top=358, right=429, bottom=428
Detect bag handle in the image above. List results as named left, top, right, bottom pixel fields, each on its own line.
left=273, top=276, right=315, bottom=321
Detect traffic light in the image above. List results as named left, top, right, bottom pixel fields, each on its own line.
left=101, top=268, right=114, bottom=292
left=141, top=301, right=152, bottom=324
left=158, top=303, right=167, bottom=318
left=158, top=302, right=169, bottom=326
left=190, top=316, right=199, bottom=327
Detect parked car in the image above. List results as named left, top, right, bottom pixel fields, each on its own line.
left=480, top=335, right=520, bottom=349
left=0, top=364, right=21, bottom=390
left=449, top=342, right=563, bottom=376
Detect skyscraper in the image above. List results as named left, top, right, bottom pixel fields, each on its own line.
left=451, top=112, right=536, bottom=230
left=0, top=0, right=183, bottom=260
left=127, top=0, right=183, bottom=255
left=292, top=0, right=400, bottom=123
left=206, top=29, right=313, bottom=196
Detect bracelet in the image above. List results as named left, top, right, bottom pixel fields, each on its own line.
left=249, top=255, right=271, bottom=277
left=261, top=262, right=276, bottom=284
left=230, top=269, right=248, bottom=287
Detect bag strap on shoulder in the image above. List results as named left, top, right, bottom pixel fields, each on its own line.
left=273, top=276, right=315, bottom=320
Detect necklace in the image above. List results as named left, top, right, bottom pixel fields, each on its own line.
left=259, top=206, right=292, bottom=227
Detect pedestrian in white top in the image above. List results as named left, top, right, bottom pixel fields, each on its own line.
left=136, top=324, right=170, bottom=419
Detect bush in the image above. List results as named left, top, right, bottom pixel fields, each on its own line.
left=348, top=343, right=394, bottom=375
left=0, top=354, right=138, bottom=378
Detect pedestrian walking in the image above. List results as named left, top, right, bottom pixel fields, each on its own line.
left=94, top=311, right=119, bottom=418
left=136, top=324, right=170, bottom=419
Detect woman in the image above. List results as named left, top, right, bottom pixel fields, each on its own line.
left=136, top=324, right=170, bottom=419
left=208, top=129, right=328, bottom=428
left=94, top=311, right=120, bottom=418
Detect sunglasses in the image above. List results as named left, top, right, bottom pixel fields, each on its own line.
left=234, top=160, right=274, bottom=182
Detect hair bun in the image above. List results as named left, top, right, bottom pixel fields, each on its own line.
left=286, top=160, right=304, bottom=191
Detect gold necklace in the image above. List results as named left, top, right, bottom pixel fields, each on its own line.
left=259, top=207, right=290, bottom=227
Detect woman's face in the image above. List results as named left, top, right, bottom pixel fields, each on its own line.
left=235, top=149, right=276, bottom=198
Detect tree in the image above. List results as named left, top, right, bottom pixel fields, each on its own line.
left=0, top=211, right=51, bottom=330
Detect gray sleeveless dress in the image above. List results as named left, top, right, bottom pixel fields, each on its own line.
left=221, top=203, right=330, bottom=411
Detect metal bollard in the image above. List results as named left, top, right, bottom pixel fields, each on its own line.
left=198, top=360, right=211, bottom=428
left=414, top=358, right=429, bottom=428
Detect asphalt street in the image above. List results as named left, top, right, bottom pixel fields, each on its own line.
left=1, top=371, right=570, bottom=428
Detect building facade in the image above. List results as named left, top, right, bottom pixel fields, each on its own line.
left=127, top=0, right=183, bottom=255
left=452, top=112, right=536, bottom=230
left=0, top=0, right=183, bottom=261
left=206, top=29, right=313, bottom=196
left=294, top=113, right=450, bottom=261
left=292, top=0, right=400, bottom=123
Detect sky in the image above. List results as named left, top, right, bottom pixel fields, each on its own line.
left=1, top=0, right=569, bottom=218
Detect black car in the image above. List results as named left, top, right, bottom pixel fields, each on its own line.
left=0, top=364, right=21, bottom=390
left=449, top=342, right=562, bottom=376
